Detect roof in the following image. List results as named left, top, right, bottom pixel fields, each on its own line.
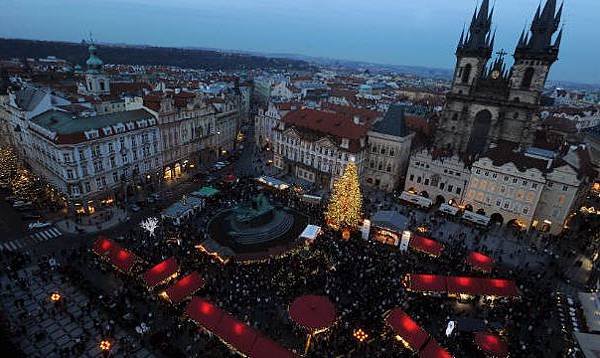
left=473, top=332, right=509, bottom=358
left=409, top=236, right=444, bottom=257
left=142, top=257, right=179, bottom=288
left=371, top=210, right=408, bottom=232
left=385, top=309, right=429, bottom=350
left=14, top=87, right=47, bottom=111
left=405, top=274, right=447, bottom=293
left=574, top=332, right=600, bottom=358
left=372, top=104, right=410, bottom=137
left=480, top=141, right=552, bottom=173
left=164, top=271, right=204, bottom=304
left=578, top=292, right=600, bottom=333
left=419, top=339, right=452, bottom=358
left=31, top=108, right=155, bottom=141
left=465, top=252, right=494, bottom=273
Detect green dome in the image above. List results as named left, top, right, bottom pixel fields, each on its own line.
left=86, top=44, right=103, bottom=70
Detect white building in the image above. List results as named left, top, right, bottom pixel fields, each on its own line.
left=27, top=108, right=162, bottom=213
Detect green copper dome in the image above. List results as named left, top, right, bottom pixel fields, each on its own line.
left=86, top=44, right=103, bottom=72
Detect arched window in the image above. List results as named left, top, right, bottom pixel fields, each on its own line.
left=521, top=67, right=535, bottom=88
left=461, top=64, right=472, bottom=84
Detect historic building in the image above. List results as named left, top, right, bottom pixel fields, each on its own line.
left=435, top=0, right=563, bottom=156
left=404, top=1, right=596, bottom=235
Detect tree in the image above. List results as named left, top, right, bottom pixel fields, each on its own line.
left=325, top=161, right=363, bottom=231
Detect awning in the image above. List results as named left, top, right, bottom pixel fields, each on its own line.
left=405, top=274, right=447, bottom=293
left=165, top=272, right=204, bottom=304
left=142, top=257, right=179, bottom=288
left=255, top=176, right=289, bottom=190
left=250, top=334, right=296, bottom=358
left=409, top=236, right=444, bottom=257
left=299, top=225, right=321, bottom=240
left=184, top=297, right=294, bottom=357
left=223, top=174, right=237, bottom=184
left=191, top=186, right=220, bottom=198
left=447, top=276, right=484, bottom=296
left=185, top=297, right=224, bottom=332
left=385, top=309, right=429, bottom=350
left=480, top=278, right=519, bottom=297
left=473, top=332, right=509, bottom=358
left=92, top=236, right=116, bottom=256
left=108, top=246, right=137, bottom=273
left=216, top=313, right=258, bottom=355
left=466, top=252, right=494, bottom=273
left=419, top=339, right=452, bottom=358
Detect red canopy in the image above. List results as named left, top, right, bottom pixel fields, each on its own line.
left=474, top=332, right=509, bottom=358
left=466, top=252, right=494, bottom=273
left=92, top=236, right=116, bottom=256
left=165, top=272, right=204, bottom=304
left=250, top=334, right=296, bottom=358
left=409, top=236, right=444, bottom=257
left=405, top=274, right=447, bottom=293
left=289, top=295, right=336, bottom=330
left=143, top=257, right=179, bottom=288
left=385, top=309, right=429, bottom=350
left=216, top=313, right=258, bottom=355
left=447, top=276, right=485, bottom=296
left=480, top=279, right=519, bottom=297
left=223, top=174, right=237, bottom=183
left=108, top=246, right=137, bottom=272
left=419, top=339, right=452, bottom=358
left=185, top=297, right=224, bottom=332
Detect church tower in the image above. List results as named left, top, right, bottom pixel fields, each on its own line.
left=84, top=43, right=110, bottom=96
left=508, top=0, right=562, bottom=105
left=451, top=0, right=494, bottom=96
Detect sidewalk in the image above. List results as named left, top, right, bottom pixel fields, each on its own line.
left=55, top=208, right=129, bottom=235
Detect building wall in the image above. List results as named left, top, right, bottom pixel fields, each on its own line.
left=363, top=131, right=414, bottom=192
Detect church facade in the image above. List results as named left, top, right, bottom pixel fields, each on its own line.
left=404, top=0, right=596, bottom=235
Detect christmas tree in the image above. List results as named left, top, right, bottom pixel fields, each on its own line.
left=325, top=161, right=362, bottom=231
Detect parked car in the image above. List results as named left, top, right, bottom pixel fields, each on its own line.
left=28, top=221, right=51, bottom=230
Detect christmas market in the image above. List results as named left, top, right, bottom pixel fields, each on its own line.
left=162, top=271, right=205, bottom=304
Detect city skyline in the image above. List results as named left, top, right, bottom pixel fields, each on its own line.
left=1, top=0, right=599, bottom=84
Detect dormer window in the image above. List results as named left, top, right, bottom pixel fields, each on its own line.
left=102, top=127, right=113, bottom=136
left=341, top=138, right=349, bottom=149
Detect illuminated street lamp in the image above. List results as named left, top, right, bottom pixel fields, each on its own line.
left=100, top=339, right=112, bottom=357
left=50, top=292, right=61, bottom=302
left=353, top=328, right=368, bottom=342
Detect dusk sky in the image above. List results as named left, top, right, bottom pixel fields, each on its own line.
left=1, top=0, right=599, bottom=84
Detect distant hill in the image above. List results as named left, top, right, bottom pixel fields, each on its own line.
left=0, top=38, right=311, bottom=71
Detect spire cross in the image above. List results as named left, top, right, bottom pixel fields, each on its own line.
left=496, top=49, right=508, bottom=59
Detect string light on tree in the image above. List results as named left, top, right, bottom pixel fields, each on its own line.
left=325, top=159, right=362, bottom=232
left=140, top=217, right=159, bottom=237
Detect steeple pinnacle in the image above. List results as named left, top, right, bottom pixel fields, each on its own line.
left=458, top=0, right=494, bottom=58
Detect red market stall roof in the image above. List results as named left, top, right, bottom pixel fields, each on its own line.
left=474, top=332, right=509, bottom=358
left=289, top=295, right=336, bottom=331
left=405, top=274, right=447, bottom=293
left=217, top=313, right=258, bottom=355
left=385, top=309, right=429, bottom=350
left=184, top=297, right=294, bottom=357
left=447, top=276, right=485, bottom=296
left=92, top=237, right=117, bottom=256
left=108, top=246, right=138, bottom=273
left=142, top=257, right=179, bottom=288
left=480, top=278, right=520, bottom=297
left=223, top=174, right=237, bottom=183
left=250, top=334, right=296, bottom=358
left=185, top=297, right=224, bottom=332
left=165, top=271, right=204, bottom=304
left=419, top=339, right=453, bottom=358
left=466, top=252, right=494, bottom=273
left=409, top=236, right=444, bottom=257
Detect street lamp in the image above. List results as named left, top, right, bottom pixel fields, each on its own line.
left=99, top=339, right=112, bottom=357
left=50, top=292, right=61, bottom=302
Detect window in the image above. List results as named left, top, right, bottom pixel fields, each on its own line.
left=96, top=177, right=103, bottom=189
left=63, top=153, right=72, bottom=163
left=522, top=180, right=528, bottom=186
left=387, top=165, right=392, bottom=173
left=523, top=207, right=529, bottom=215
left=417, top=177, right=422, bottom=184
left=503, top=201, right=510, bottom=209
left=456, top=187, right=461, bottom=194
left=512, top=178, right=517, bottom=184
left=504, top=176, right=508, bottom=181
left=484, top=171, right=489, bottom=177
left=461, top=63, right=472, bottom=84
left=113, top=172, right=118, bottom=183
left=562, top=185, right=568, bottom=191
left=448, top=185, right=454, bottom=192
left=66, top=169, right=74, bottom=179
left=532, top=183, right=538, bottom=189
left=409, top=174, right=414, bottom=181
left=84, top=182, right=91, bottom=193
left=475, top=169, right=481, bottom=174
left=521, top=67, right=535, bottom=88
left=424, top=179, right=430, bottom=186
left=108, top=143, right=114, bottom=153
left=440, top=183, right=445, bottom=190
left=496, top=200, right=501, bottom=207
left=492, top=173, right=497, bottom=179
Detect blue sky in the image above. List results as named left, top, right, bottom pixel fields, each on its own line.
left=1, top=0, right=598, bottom=84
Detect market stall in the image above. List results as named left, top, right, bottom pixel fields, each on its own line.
left=162, top=271, right=204, bottom=304
left=385, top=308, right=429, bottom=351
left=289, top=295, right=336, bottom=354
left=108, top=246, right=139, bottom=273
left=466, top=252, right=495, bottom=273
left=480, top=278, right=520, bottom=298
left=419, top=338, right=453, bottom=358
left=409, top=236, right=444, bottom=257
left=190, top=186, right=220, bottom=198
left=255, top=176, right=290, bottom=190
left=142, top=257, right=179, bottom=288
left=161, top=196, right=204, bottom=225
left=447, top=276, right=485, bottom=300
left=299, top=225, right=321, bottom=244
left=370, top=210, right=408, bottom=246
left=92, top=236, right=116, bottom=257
left=404, top=274, right=447, bottom=295
left=473, top=332, right=509, bottom=358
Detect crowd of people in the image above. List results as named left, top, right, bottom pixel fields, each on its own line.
left=0, top=175, right=580, bottom=357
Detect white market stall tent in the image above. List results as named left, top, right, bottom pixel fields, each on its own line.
left=162, top=196, right=205, bottom=225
